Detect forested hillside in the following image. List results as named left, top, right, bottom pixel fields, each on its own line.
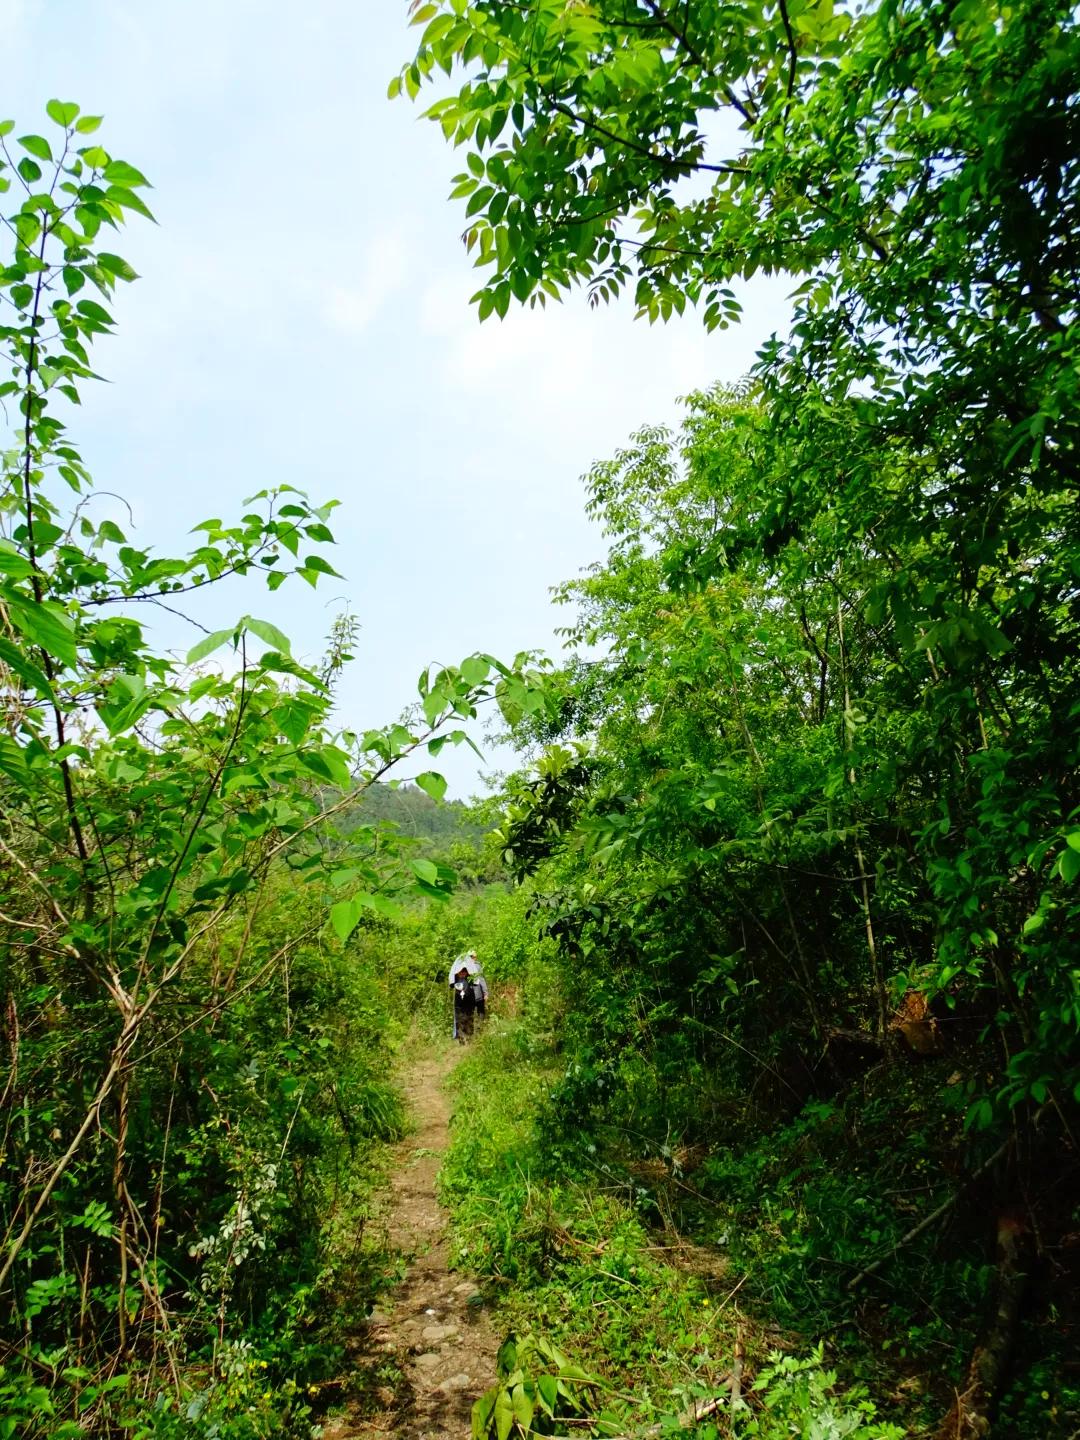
left=2, top=1, right=1079, bottom=1438
left=344, top=783, right=486, bottom=846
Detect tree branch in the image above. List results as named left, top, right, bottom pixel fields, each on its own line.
left=777, top=0, right=799, bottom=102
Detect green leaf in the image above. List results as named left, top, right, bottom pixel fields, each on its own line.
left=299, top=751, right=333, bottom=783
left=46, top=100, right=80, bottom=128
left=315, top=745, right=352, bottom=789
left=496, top=678, right=525, bottom=726
left=415, top=770, right=447, bottom=803
left=558, top=1364, right=594, bottom=1383
left=0, top=735, right=29, bottom=784
left=245, top=616, right=292, bottom=655
left=330, top=898, right=362, bottom=943
left=101, top=682, right=153, bottom=736
left=461, top=654, right=490, bottom=686
left=0, top=634, right=56, bottom=702
left=331, top=891, right=401, bottom=942
left=511, top=1384, right=535, bottom=1433
left=76, top=298, right=114, bottom=326
left=595, top=1408, right=626, bottom=1436
left=496, top=1337, right=518, bottom=1377
left=75, top=115, right=103, bottom=135
left=301, top=553, right=342, bottom=578
left=493, top=1389, right=514, bottom=1440
left=186, top=628, right=236, bottom=664
left=29, top=519, right=63, bottom=551
left=423, top=683, right=448, bottom=727
left=466, top=186, right=494, bottom=218
left=536, top=1374, right=558, bottom=1417
left=105, top=184, right=155, bottom=220
left=410, top=857, right=439, bottom=885
left=7, top=598, right=78, bottom=669
left=97, top=252, right=138, bottom=281
left=473, top=1388, right=498, bottom=1440
left=273, top=699, right=313, bottom=746
left=389, top=724, right=415, bottom=754
left=0, top=542, right=34, bottom=579
left=19, top=134, right=53, bottom=162
left=359, top=891, right=403, bottom=919
left=192, top=867, right=253, bottom=902
left=103, top=159, right=150, bottom=187
left=1058, top=847, right=1080, bottom=884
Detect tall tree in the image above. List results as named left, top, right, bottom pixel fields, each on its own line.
left=403, top=0, right=1080, bottom=1119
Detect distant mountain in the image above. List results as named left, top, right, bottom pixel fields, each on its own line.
left=339, top=781, right=488, bottom=847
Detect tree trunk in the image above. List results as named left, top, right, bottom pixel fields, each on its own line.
left=935, top=1213, right=1031, bottom=1440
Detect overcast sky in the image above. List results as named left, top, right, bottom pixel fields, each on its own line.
left=5, top=0, right=791, bottom=796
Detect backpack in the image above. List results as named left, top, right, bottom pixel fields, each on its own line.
left=454, top=977, right=480, bottom=1011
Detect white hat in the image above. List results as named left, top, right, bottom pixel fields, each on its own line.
left=448, top=952, right=482, bottom=983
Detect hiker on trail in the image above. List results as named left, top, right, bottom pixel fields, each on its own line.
left=448, top=950, right=488, bottom=1043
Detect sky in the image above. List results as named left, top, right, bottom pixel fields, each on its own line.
left=4, top=0, right=792, bottom=797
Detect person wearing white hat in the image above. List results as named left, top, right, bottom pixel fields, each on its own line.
left=448, top=950, right=488, bottom=1041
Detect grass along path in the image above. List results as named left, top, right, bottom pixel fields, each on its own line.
left=323, top=1043, right=499, bottom=1440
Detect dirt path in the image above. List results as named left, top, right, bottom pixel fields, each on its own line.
left=323, top=1045, right=499, bottom=1440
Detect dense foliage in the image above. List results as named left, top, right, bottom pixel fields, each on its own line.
left=497, top=378, right=1078, bottom=1125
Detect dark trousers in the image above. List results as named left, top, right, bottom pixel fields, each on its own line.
left=454, top=998, right=485, bottom=1042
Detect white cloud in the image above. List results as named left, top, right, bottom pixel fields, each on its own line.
left=413, top=265, right=779, bottom=492
left=322, top=229, right=411, bottom=337
left=0, top=0, right=27, bottom=36
left=421, top=264, right=785, bottom=415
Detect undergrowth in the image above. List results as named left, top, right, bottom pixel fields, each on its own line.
left=0, top=882, right=465, bottom=1440
left=439, top=1018, right=907, bottom=1439
left=440, top=990, right=1080, bottom=1439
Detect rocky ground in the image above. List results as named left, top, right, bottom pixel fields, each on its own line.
left=322, top=1048, right=499, bottom=1440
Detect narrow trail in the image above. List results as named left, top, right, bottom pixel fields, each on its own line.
left=324, top=1045, right=499, bottom=1440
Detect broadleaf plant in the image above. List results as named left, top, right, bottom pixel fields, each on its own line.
left=0, top=103, right=549, bottom=1432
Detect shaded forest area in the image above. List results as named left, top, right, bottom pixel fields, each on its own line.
left=3, top=1, right=1080, bottom=1437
